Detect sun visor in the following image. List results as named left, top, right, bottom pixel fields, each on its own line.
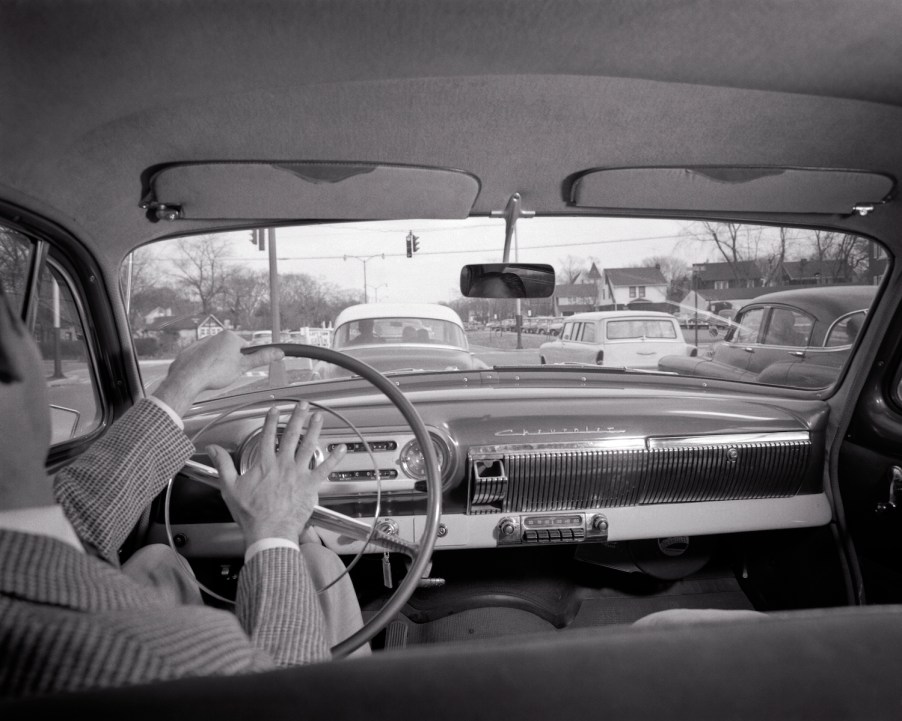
left=569, top=167, right=894, bottom=214
left=140, top=162, right=480, bottom=222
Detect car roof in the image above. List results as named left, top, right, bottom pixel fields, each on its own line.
left=738, top=285, right=877, bottom=319
left=565, top=311, right=678, bottom=322
left=4, top=1, right=902, bottom=275
left=334, top=303, right=464, bottom=327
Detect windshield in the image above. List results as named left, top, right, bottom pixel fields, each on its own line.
left=124, top=218, right=884, bottom=398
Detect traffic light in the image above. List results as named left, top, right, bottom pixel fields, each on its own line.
left=405, top=230, right=420, bottom=257
left=249, top=228, right=265, bottom=251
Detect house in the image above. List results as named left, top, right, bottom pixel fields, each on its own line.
left=553, top=283, right=598, bottom=315
left=145, top=313, right=226, bottom=351
left=601, top=267, right=669, bottom=310
left=692, top=260, right=764, bottom=290
left=143, top=306, right=173, bottom=326
left=777, top=259, right=854, bottom=286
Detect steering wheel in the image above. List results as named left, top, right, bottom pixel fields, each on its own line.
left=179, top=343, right=442, bottom=658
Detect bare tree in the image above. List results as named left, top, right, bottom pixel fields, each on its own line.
left=556, top=255, right=586, bottom=284
left=173, top=235, right=233, bottom=314
left=760, top=227, right=790, bottom=286
left=0, top=228, right=33, bottom=309
left=806, top=230, right=869, bottom=283
left=222, top=268, right=269, bottom=330
left=642, top=255, right=690, bottom=301
left=275, top=273, right=361, bottom=330
left=119, top=246, right=166, bottom=328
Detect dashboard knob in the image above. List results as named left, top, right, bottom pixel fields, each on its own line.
left=499, top=518, right=516, bottom=536
left=375, top=518, right=399, bottom=536
left=591, top=514, right=609, bottom=532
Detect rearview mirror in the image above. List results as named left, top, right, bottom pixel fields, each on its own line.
left=460, top=263, right=555, bottom=298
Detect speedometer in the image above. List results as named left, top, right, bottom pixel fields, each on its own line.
left=398, top=436, right=446, bottom=481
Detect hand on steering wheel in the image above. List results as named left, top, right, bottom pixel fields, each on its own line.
left=174, top=343, right=442, bottom=658
left=206, top=403, right=346, bottom=547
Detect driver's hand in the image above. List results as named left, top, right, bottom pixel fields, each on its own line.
left=206, top=403, right=346, bottom=546
left=153, top=331, right=283, bottom=416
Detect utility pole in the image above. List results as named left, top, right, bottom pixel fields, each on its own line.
left=344, top=254, right=385, bottom=302
left=50, top=277, right=65, bottom=379
left=264, top=227, right=286, bottom=386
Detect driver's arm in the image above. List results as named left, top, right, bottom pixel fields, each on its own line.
left=53, top=331, right=282, bottom=565
left=53, top=398, right=195, bottom=564
left=207, top=404, right=346, bottom=665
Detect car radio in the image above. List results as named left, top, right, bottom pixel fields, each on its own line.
left=496, top=512, right=609, bottom=545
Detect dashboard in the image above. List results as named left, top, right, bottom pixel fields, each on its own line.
left=148, top=374, right=831, bottom=562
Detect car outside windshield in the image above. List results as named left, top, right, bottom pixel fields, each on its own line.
left=124, top=217, right=883, bottom=399
left=333, top=318, right=466, bottom=349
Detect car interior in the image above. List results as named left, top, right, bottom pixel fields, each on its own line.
left=5, top=0, right=902, bottom=717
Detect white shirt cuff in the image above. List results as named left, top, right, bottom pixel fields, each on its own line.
left=245, top=537, right=300, bottom=563
left=146, top=395, right=184, bottom=430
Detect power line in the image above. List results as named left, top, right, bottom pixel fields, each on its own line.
left=215, top=232, right=688, bottom=262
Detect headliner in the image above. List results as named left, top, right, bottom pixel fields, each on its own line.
left=3, top=0, right=902, bottom=270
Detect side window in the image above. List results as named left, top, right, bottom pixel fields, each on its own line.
left=561, top=322, right=574, bottom=340
left=0, top=227, right=33, bottom=314
left=582, top=322, right=596, bottom=343
left=2, top=225, right=102, bottom=444
left=733, top=308, right=765, bottom=344
left=763, top=307, right=813, bottom=347
left=825, top=311, right=866, bottom=347
left=34, top=260, right=103, bottom=444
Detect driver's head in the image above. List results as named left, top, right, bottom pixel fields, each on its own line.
left=773, top=313, right=792, bottom=331
left=0, top=281, right=53, bottom=508
left=359, top=319, right=375, bottom=335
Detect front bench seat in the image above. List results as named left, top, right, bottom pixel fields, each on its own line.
left=3, top=604, right=901, bottom=719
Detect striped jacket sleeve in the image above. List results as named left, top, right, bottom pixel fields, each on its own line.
left=53, top=398, right=196, bottom=565
left=237, top=547, right=331, bottom=665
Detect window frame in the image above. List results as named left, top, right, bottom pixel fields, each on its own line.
left=40, top=256, right=106, bottom=440
left=728, top=306, right=766, bottom=345
left=825, top=310, right=868, bottom=348
left=0, top=205, right=124, bottom=465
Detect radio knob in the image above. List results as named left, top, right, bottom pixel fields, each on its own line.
left=499, top=518, right=517, bottom=537
left=591, top=515, right=609, bottom=532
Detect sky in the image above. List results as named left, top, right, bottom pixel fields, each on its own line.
left=145, top=217, right=702, bottom=305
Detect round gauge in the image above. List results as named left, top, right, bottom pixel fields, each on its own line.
left=398, top=436, right=446, bottom=481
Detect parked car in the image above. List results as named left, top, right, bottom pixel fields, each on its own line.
left=677, top=312, right=709, bottom=329
left=539, top=311, right=693, bottom=368
left=9, top=1, right=902, bottom=717
left=659, top=286, right=876, bottom=388
left=312, top=303, right=486, bottom=379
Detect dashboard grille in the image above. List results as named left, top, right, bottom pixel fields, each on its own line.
left=503, top=448, right=645, bottom=512
left=468, top=433, right=812, bottom=514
